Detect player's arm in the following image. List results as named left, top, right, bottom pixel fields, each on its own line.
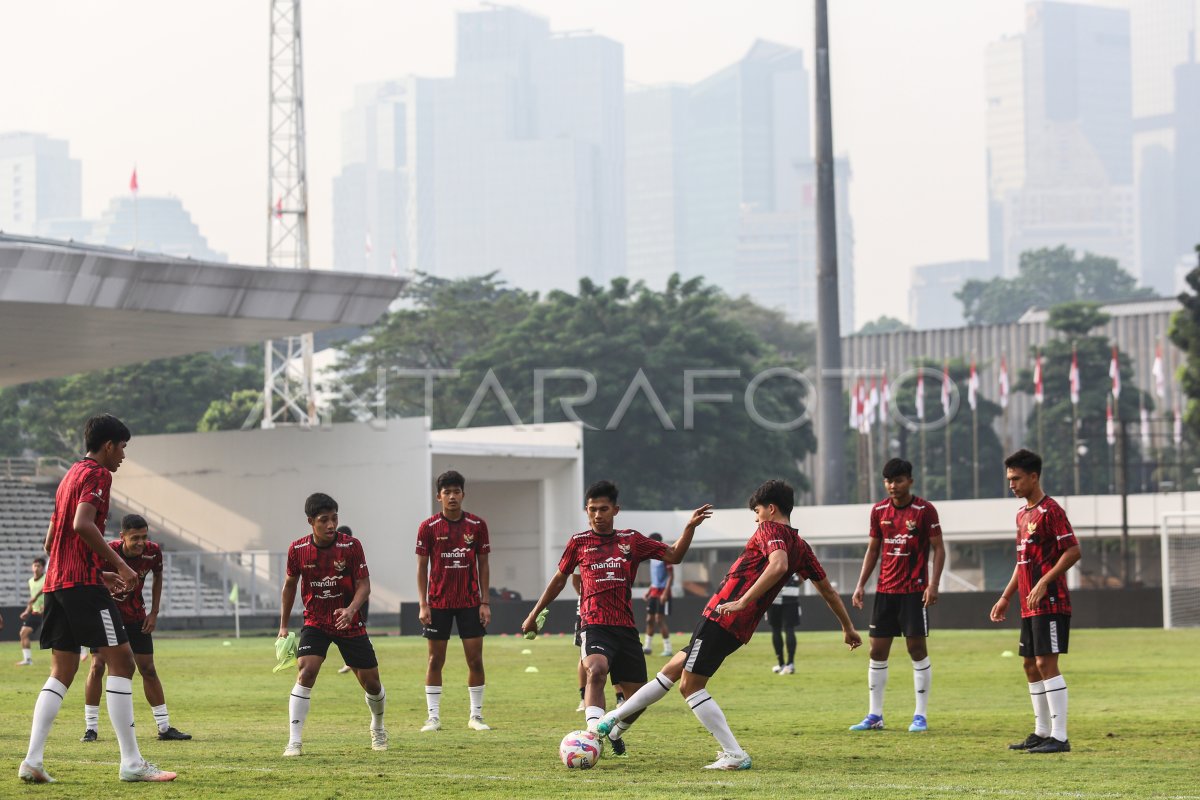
left=989, top=564, right=1020, bottom=622
left=417, top=554, right=432, bottom=626
left=571, top=572, right=582, bottom=595
left=74, top=502, right=137, bottom=587
left=851, top=538, right=881, bottom=609
left=278, top=573, right=299, bottom=638
left=715, top=549, right=789, bottom=616
left=477, top=551, right=491, bottom=626
left=924, top=534, right=946, bottom=607
left=812, top=575, right=863, bottom=650
left=21, top=587, right=42, bottom=620
left=334, top=575, right=371, bottom=631
left=1026, top=544, right=1081, bottom=609
left=662, top=504, right=714, bottom=564
left=143, top=568, right=162, bottom=633
left=521, top=570, right=569, bottom=635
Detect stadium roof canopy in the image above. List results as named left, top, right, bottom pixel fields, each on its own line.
left=0, top=234, right=404, bottom=388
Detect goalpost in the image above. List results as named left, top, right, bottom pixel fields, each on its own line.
left=1160, top=512, right=1200, bottom=628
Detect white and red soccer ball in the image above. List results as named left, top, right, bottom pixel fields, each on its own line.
left=559, top=730, right=602, bottom=769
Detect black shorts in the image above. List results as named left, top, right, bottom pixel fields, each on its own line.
left=20, top=612, right=44, bottom=637
left=579, top=625, right=647, bottom=684
left=40, top=586, right=129, bottom=652
left=646, top=588, right=669, bottom=616
left=423, top=606, right=486, bottom=640
left=1019, top=614, right=1070, bottom=657
left=869, top=592, right=928, bottom=639
left=91, top=619, right=154, bottom=656
left=767, top=603, right=801, bottom=629
left=297, top=625, right=378, bottom=669
left=681, top=617, right=743, bottom=678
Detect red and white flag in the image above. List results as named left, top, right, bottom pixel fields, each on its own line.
left=1069, top=348, right=1080, bottom=406
left=849, top=378, right=861, bottom=430
left=998, top=355, right=1009, bottom=409
left=1106, top=396, right=1116, bottom=445
left=868, top=378, right=880, bottom=427
left=1152, top=343, right=1166, bottom=400
left=860, top=380, right=871, bottom=434
left=880, top=374, right=890, bottom=422
left=940, top=362, right=952, bottom=418
left=916, top=371, right=926, bottom=421
left=1034, top=353, right=1044, bottom=405
left=129, top=167, right=139, bottom=193
left=1110, top=346, right=1120, bottom=400
left=968, top=359, right=979, bottom=412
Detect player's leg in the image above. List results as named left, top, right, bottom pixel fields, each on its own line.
left=341, top=634, right=386, bottom=751
left=18, top=623, right=34, bottom=665
left=782, top=613, right=798, bottom=672
left=576, top=659, right=587, bottom=711
left=82, top=648, right=105, bottom=741
left=456, top=607, right=489, bottom=730
left=581, top=651, right=612, bottom=729
left=422, top=612, right=450, bottom=730
left=677, top=621, right=749, bottom=769
left=905, top=634, right=930, bottom=731
left=642, top=606, right=655, bottom=654
left=21, top=647, right=83, bottom=782
left=133, top=644, right=188, bottom=741
left=285, top=627, right=329, bottom=755
left=852, top=595, right=895, bottom=730
left=768, top=606, right=785, bottom=671
left=1026, top=614, right=1070, bottom=753
left=657, top=610, right=672, bottom=656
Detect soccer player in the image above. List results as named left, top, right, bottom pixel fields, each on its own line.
left=336, top=524, right=362, bottom=675
left=522, top=480, right=711, bottom=757
left=416, top=470, right=492, bottom=732
left=642, top=533, right=673, bottom=657
left=990, top=449, right=1081, bottom=754
left=596, top=479, right=862, bottom=771
left=16, top=557, right=46, bottom=666
left=767, top=574, right=801, bottom=674
left=19, top=414, right=176, bottom=783
left=80, top=515, right=190, bottom=743
left=848, top=457, right=945, bottom=733
left=279, top=493, right=386, bottom=756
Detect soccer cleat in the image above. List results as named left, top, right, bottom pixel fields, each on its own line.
left=81, top=728, right=99, bottom=742
left=642, top=644, right=652, bottom=654
left=18, top=762, right=55, bottom=783
left=467, top=715, right=491, bottom=731
left=594, top=712, right=619, bottom=738
left=781, top=663, right=795, bottom=675
left=661, top=644, right=672, bottom=657
left=15, top=659, right=32, bottom=666
left=608, top=735, right=627, bottom=758
left=1008, top=733, right=1047, bottom=751
left=908, top=715, right=928, bottom=732
left=703, top=751, right=752, bottom=770
left=119, top=760, right=177, bottom=782
left=282, top=742, right=303, bottom=757
left=1026, top=737, right=1071, bottom=754
left=849, top=714, right=884, bottom=731
left=575, top=699, right=586, bottom=712
left=158, top=726, right=192, bottom=741
left=420, top=716, right=441, bottom=732
left=337, top=664, right=353, bottom=674
left=371, top=728, right=389, bottom=751
left=771, top=664, right=783, bottom=673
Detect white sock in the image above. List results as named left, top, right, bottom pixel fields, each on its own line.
left=613, top=672, right=674, bottom=721
left=468, top=684, right=484, bottom=718
left=365, top=688, right=386, bottom=730
left=1028, top=681, right=1051, bottom=737
left=85, top=703, right=100, bottom=732
left=686, top=689, right=744, bottom=757
left=289, top=683, right=311, bottom=744
left=22, top=647, right=32, bottom=662
left=608, top=719, right=632, bottom=742
left=1042, top=674, right=1068, bottom=741
left=912, top=657, right=931, bottom=717
left=585, top=705, right=604, bottom=731
left=643, top=634, right=652, bottom=647
left=425, top=685, right=442, bottom=719
left=151, top=704, right=170, bottom=733
left=106, top=675, right=143, bottom=768
left=25, top=677, right=67, bottom=766
left=868, top=660, right=889, bottom=717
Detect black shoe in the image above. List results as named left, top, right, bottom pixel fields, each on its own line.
left=1026, top=737, right=1070, bottom=753
left=609, top=736, right=627, bottom=758
left=80, top=729, right=98, bottom=743
left=158, top=726, right=192, bottom=741
left=1007, top=733, right=1045, bottom=750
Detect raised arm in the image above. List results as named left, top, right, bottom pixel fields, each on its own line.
left=662, top=504, right=713, bottom=564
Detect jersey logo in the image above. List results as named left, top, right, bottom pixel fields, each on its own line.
left=905, top=520, right=917, bottom=531
left=463, top=533, right=475, bottom=546
left=881, top=520, right=892, bottom=526
left=333, top=559, right=346, bottom=573
left=1026, top=521, right=1038, bottom=535
left=618, top=543, right=631, bottom=557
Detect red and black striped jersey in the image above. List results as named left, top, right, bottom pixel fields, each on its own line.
left=703, top=521, right=826, bottom=644
left=44, top=458, right=111, bottom=592
left=416, top=512, right=491, bottom=609
left=869, top=495, right=942, bottom=594
left=109, top=540, right=162, bottom=624
left=1015, top=496, right=1078, bottom=618
left=558, top=529, right=666, bottom=630
left=286, top=532, right=370, bottom=637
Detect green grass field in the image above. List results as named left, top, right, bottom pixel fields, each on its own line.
left=1, top=628, right=1197, bottom=799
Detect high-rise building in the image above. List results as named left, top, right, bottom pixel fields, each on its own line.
left=908, top=260, right=1000, bottom=330
left=625, top=86, right=689, bottom=289
left=986, top=3, right=1135, bottom=278
left=0, top=132, right=81, bottom=236
left=89, top=195, right=225, bottom=262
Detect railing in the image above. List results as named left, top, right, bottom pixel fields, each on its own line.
left=154, top=550, right=288, bottom=617
left=1, top=457, right=37, bottom=478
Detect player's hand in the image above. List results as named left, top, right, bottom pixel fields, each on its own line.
left=101, top=571, right=125, bottom=595
left=1026, top=582, right=1046, bottom=610
left=687, top=504, right=715, bottom=529
left=989, top=596, right=1009, bottom=622
left=19, top=608, right=30, bottom=621
left=715, top=598, right=746, bottom=616
left=923, top=585, right=939, bottom=607
left=520, top=613, right=537, bottom=637
left=844, top=627, right=863, bottom=650
left=142, top=612, right=158, bottom=634
left=418, top=603, right=432, bottom=626
left=277, top=626, right=289, bottom=639
left=479, top=603, right=491, bottom=626
left=116, top=562, right=138, bottom=590
left=333, top=607, right=355, bottom=630
left=851, top=587, right=865, bottom=609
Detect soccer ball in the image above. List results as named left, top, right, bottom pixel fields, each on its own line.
left=559, top=729, right=602, bottom=769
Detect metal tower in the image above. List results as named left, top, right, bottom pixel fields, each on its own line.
left=262, top=0, right=316, bottom=428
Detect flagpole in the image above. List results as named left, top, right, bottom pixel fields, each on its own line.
left=1072, top=402, right=1080, bottom=496
left=943, top=362, right=952, bottom=501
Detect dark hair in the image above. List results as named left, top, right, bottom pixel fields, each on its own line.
left=648, top=532, right=663, bottom=542
left=121, top=514, right=148, bottom=532
left=436, top=470, right=465, bottom=492
left=585, top=480, right=619, bottom=505
left=882, top=458, right=913, bottom=480
left=305, top=492, right=339, bottom=518
left=1004, top=449, right=1042, bottom=476
left=84, top=414, right=130, bottom=453
left=32, top=557, right=46, bottom=567
left=336, top=525, right=353, bottom=537
left=748, top=479, right=795, bottom=517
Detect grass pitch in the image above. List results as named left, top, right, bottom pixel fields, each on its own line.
left=1, top=627, right=1197, bottom=799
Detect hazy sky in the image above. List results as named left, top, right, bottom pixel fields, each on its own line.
left=0, top=0, right=1028, bottom=326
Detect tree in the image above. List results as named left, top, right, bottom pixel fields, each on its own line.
left=720, top=295, right=815, bottom=362
left=198, top=389, right=262, bottom=432
left=957, top=247, right=1157, bottom=326
left=1170, top=246, right=1200, bottom=438
left=856, top=316, right=911, bottom=335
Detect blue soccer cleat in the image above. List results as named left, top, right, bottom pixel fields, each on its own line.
left=849, top=714, right=884, bottom=731
left=908, top=715, right=928, bottom=732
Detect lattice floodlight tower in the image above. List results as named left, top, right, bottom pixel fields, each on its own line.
left=263, top=0, right=316, bottom=428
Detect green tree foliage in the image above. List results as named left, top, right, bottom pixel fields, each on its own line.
left=1169, top=247, right=1200, bottom=439
left=719, top=295, right=816, bottom=362
left=957, top=247, right=1157, bottom=326
left=856, top=315, right=911, bottom=335
left=198, top=389, right=262, bottom=432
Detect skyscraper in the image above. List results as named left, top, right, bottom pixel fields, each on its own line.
left=0, top=132, right=81, bottom=236
left=89, top=195, right=226, bottom=262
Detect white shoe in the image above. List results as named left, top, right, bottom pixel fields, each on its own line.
left=703, top=751, right=752, bottom=770
left=18, top=761, right=55, bottom=783
left=575, top=700, right=586, bottom=712
left=467, top=715, right=491, bottom=731
left=282, top=742, right=303, bottom=757
left=337, top=665, right=353, bottom=674
left=641, top=645, right=652, bottom=654
left=771, top=664, right=783, bottom=673
left=781, top=663, right=795, bottom=674
left=661, top=645, right=672, bottom=657
left=119, top=760, right=177, bottom=781
left=371, top=728, right=389, bottom=751
left=420, top=716, right=441, bottom=732
left=15, top=659, right=32, bottom=667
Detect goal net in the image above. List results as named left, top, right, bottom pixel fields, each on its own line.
left=1161, top=512, right=1200, bottom=628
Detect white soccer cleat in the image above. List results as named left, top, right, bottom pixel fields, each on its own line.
left=282, top=742, right=303, bottom=757
left=15, top=659, right=33, bottom=667
left=641, top=645, right=652, bottom=654
left=661, top=645, right=673, bottom=657
left=18, top=761, right=55, bottom=783
left=337, top=665, right=353, bottom=674
left=420, top=716, right=441, bottom=732
left=467, top=716, right=491, bottom=731
left=119, top=760, right=177, bottom=782
left=771, top=664, right=783, bottom=673
left=371, top=728, right=389, bottom=751
left=781, top=663, right=795, bottom=675
left=703, top=751, right=752, bottom=771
